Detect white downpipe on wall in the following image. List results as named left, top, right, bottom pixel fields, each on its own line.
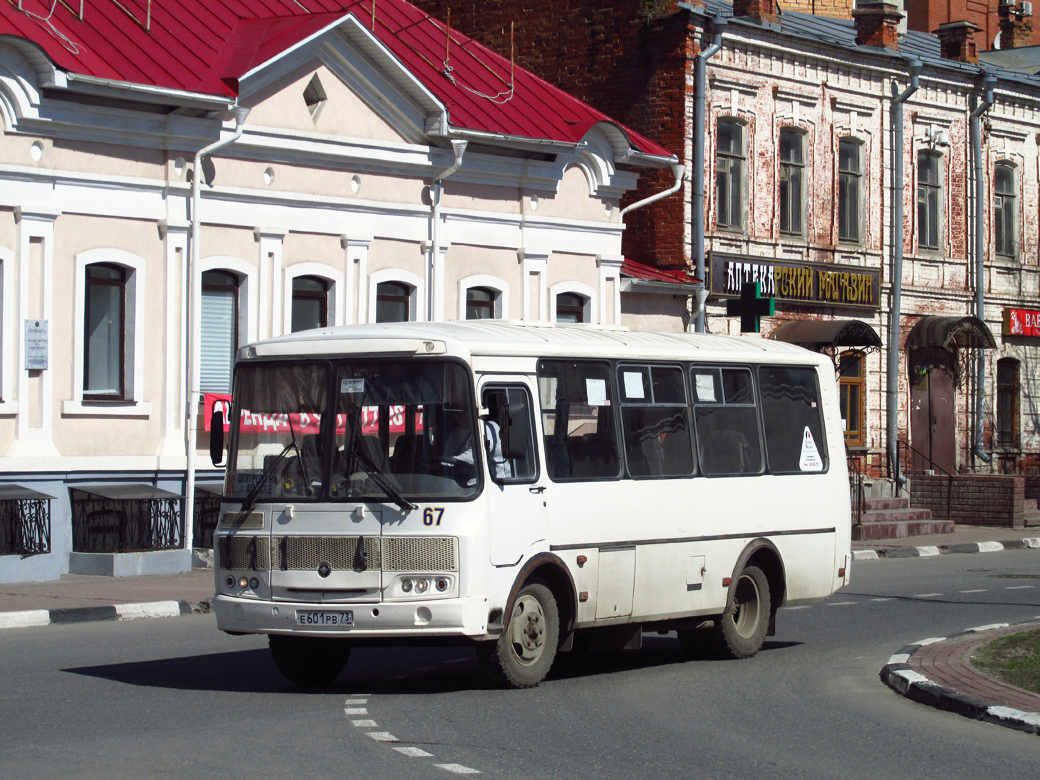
left=619, top=163, right=685, bottom=218
left=428, top=140, right=467, bottom=322
left=184, top=106, right=250, bottom=555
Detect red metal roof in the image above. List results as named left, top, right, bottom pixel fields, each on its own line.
left=622, top=258, right=700, bottom=286
left=0, top=0, right=672, bottom=158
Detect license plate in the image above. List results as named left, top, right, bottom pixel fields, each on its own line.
left=295, top=610, right=354, bottom=627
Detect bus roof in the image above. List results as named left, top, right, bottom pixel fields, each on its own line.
left=243, top=321, right=828, bottom=366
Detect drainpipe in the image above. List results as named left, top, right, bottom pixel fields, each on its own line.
left=619, top=163, right=686, bottom=218
left=428, top=140, right=467, bottom=321
left=184, top=105, right=250, bottom=558
left=692, top=17, right=727, bottom=333
left=970, top=70, right=997, bottom=465
left=887, top=60, right=921, bottom=489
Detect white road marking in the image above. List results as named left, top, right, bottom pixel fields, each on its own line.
left=395, top=747, right=434, bottom=758
left=351, top=719, right=378, bottom=728
left=344, top=707, right=368, bottom=716
left=345, top=697, right=368, bottom=705
left=871, top=598, right=895, bottom=602
left=366, top=732, right=398, bottom=742
left=781, top=605, right=811, bottom=610
left=827, top=601, right=856, bottom=606
left=436, top=764, right=481, bottom=774
left=958, top=589, right=987, bottom=594
left=912, top=593, right=942, bottom=598
left=1004, top=585, right=1035, bottom=590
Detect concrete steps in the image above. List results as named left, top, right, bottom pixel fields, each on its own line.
left=851, top=496, right=954, bottom=541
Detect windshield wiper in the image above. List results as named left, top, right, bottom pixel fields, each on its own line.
left=349, top=443, right=416, bottom=514
left=233, top=439, right=294, bottom=521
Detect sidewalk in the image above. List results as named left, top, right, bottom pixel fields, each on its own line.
left=853, top=524, right=1040, bottom=560
left=0, top=569, right=214, bottom=629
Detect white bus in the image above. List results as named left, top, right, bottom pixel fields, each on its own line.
left=210, top=321, right=851, bottom=688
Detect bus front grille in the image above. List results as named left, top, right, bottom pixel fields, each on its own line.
left=271, top=536, right=381, bottom=571
left=219, top=535, right=271, bottom=570
left=382, top=536, right=458, bottom=572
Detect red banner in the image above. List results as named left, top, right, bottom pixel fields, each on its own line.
left=202, top=393, right=420, bottom=434
left=1003, top=308, right=1040, bottom=338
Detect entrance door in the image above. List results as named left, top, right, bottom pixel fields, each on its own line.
left=477, top=378, right=549, bottom=566
left=909, top=348, right=957, bottom=474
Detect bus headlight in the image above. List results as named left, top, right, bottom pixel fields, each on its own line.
left=401, top=579, right=413, bottom=593
left=415, top=579, right=430, bottom=594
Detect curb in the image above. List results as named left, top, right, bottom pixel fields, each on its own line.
left=0, top=599, right=207, bottom=630
left=854, top=537, right=1040, bottom=561
left=879, top=621, right=1040, bottom=736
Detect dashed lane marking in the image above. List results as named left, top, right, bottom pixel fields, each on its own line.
left=436, top=764, right=481, bottom=774
left=351, top=719, right=378, bottom=727
left=958, top=589, right=987, bottom=594
left=912, top=593, right=942, bottom=598
left=394, top=747, right=434, bottom=758
left=366, top=731, right=399, bottom=742
left=1004, top=585, right=1035, bottom=590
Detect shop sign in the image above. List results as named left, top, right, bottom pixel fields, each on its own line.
left=1003, top=307, right=1040, bottom=338
left=709, top=252, right=880, bottom=310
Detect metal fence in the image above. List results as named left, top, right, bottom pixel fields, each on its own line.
left=70, top=485, right=183, bottom=553
left=0, top=486, right=51, bottom=558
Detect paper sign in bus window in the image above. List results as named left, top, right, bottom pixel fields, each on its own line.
left=341, top=378, right=365, bottom=394
left=623, top=371, right=645, bottom=400
left=800, top=427, right=823, bottom=471
left=694, top=373, right=716, bottom=403
left=586, top=378, right=607, bottom=406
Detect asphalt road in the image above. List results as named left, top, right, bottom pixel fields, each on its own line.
left=2, top=551, right=1039, bottom=779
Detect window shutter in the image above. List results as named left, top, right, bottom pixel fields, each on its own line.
left=200, top=288, right=235, bottom=393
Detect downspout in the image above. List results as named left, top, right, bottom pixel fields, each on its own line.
left=184, top=105, right=250, bottom=557
left=970, top=70, right=997, bottom=465
left=619, top=162, right=686, bottom=217
left=886, top=60, right=921, bottom=489
left=692, top=17, right=726, bottom=333
left=428, top=140, right=468, bottom=321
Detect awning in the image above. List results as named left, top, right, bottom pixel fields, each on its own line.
left=769, top=319, right=882, bottom=349
left=73, top=484, right=184, bottom=500
left=905, top=316, right=997, bottom=349
left=0, top=484, right=55, bottom=501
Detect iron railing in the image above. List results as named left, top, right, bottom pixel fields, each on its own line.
left=847, top=454, right=864, bottom=529
left=895, top=440, right=954, bottom=520
left=70, top=486, right=183, bottom=553
left=0, top=494, right=51, bottom=558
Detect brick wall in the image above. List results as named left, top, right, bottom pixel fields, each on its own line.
left=412, top=0, right=694, bottom=268
left=912, top=474, right=1027, bottom=527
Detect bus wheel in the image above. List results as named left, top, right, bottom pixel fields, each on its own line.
left=710, top=565, right=770, bottom=659
left=269, top=635, right=351, bottom=686
left=478, top=582, right=559, bottom=688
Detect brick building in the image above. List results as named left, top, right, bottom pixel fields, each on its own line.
left=414, top=0, right=1040, bottom=508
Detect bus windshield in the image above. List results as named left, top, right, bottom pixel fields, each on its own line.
left=225, top=359, right=481, bottom=504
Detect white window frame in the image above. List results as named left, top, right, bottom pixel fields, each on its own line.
left=0, top=247, right=14, bottom=414
left=64, top=249, right=150, bottom=417
left=550, top=281, right=597, bottom=324
left=283, top=262, right=344, bottom=333
left=368, top=269, right=423, bottom=323
left=458, top=274, right=508, bottom=320
left=199, top=256, right=258, bottom=395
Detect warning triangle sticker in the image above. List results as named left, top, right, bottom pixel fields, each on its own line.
left=800, top=427, right=823, bottom=472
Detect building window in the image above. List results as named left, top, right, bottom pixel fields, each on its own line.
left=376, top=281, right=412, bottom=323
left=779, top=128, right=805, bottom=236
left=465, top=287, right=498, bottom=320
left=838, top=138, right=863, bottom=243
left=555, top=292, right=587, bottom=324
left=917, top=151, right=942, bottom=250
left=994, top=162, right=1017, bottom=258
left=291, top=275, right=329, bottom=332
left=716, top=118, right=746, bottom=232
left=201, top=270, right=240, bottom=394
left=838, top=351, right=866, bottom=448
left=997, top=358, right=1020, bottom=447
left=84, top=263, right=127, bottom=400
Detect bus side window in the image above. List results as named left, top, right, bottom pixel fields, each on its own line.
left=619, top=364, right=694, bottom=479
left=692, top=366, right=764, bottom=477
left=537, top=360, right=621, bottom=481
left=758, top=366, right=828, bottom=474
left=482, top=386, right=538, bottom=483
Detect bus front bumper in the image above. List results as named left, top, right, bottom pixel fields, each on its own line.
left=213, top=594, right=490, bottom=639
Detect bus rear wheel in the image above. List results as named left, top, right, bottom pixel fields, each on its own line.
left=269, top=635, right=351, bottom=686
left=478, top=582, right=559, bottom=688
left=709, top=564, right=770, bottom=659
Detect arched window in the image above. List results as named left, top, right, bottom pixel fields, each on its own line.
left=917, top=151, right=942, bottom=250
left=994, top=162, right=1017, bottom=258
left=838, top=138, right=864, bottom=244
left=376, top=281, right=412, bottom=323
left=291, top=275, right=329, bottom=332
left=465, top=286, right=497, bottom=320
left=716, top=118, right=746, bottom=232
left=997, top=358, right=1020, bottom=447
left=838, top=351, right=866, bottom=448
left=555, top=292, right=587, bottom=324
left=84, top=263, right=127, bottom=400
left=201, top=270, right=241, bottom=394
left=779, top=128, right=806, bottom=236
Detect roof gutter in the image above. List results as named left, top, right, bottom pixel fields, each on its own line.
left=184, top=105, right=250, bottom=554
left=886, top=59, right=921, bottom=489
left=970, top=69, right=998, bottom=466
left=692, top=17, right=727, bottom=333
left=62, top=72, right=234, bottom=110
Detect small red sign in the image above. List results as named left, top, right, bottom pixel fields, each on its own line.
left=1003, top=308, right=1040, bottom=338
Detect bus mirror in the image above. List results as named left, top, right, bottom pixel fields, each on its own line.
left=210, top=410, right=225, bottom=467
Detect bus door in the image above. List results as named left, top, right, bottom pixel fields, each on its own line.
left=478, top=379, right=548, bottom=566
